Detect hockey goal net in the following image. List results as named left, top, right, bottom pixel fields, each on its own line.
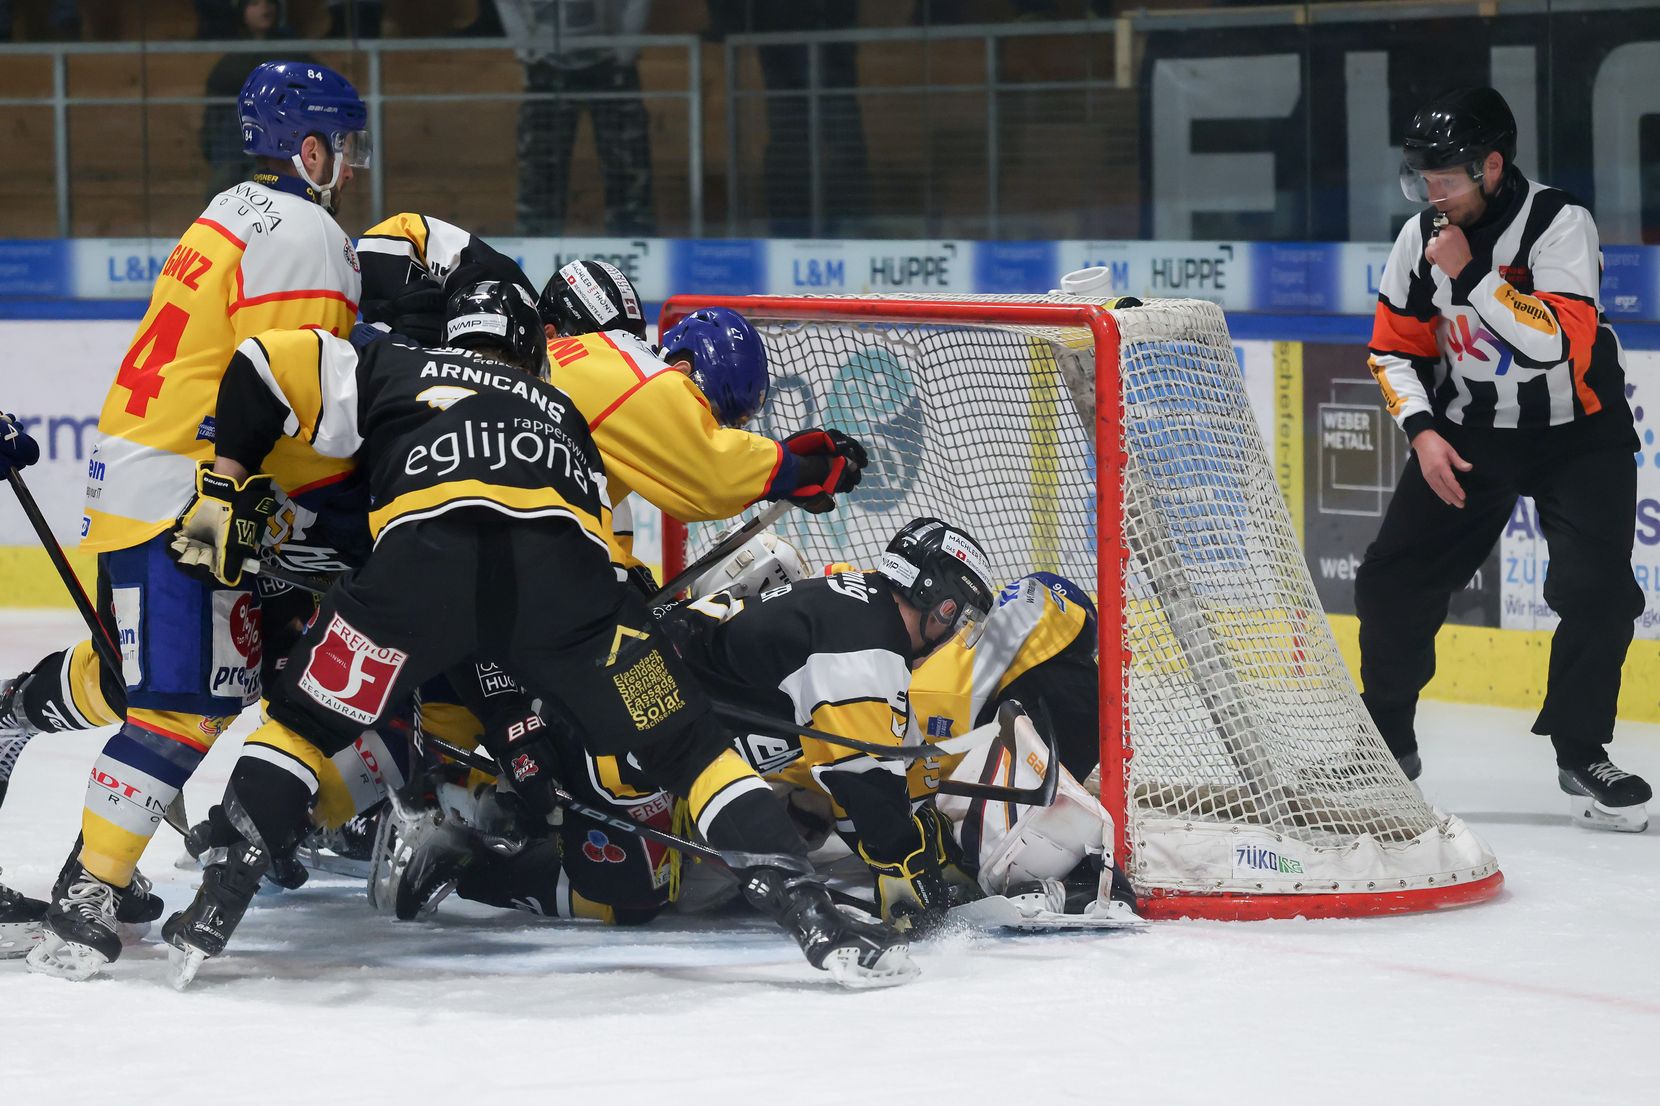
left=659, top=293, right=1502, bottom=920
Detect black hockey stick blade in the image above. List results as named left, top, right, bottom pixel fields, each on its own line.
left=651, top=499, right=791, bottom=604
left=241, top=557, right=338, bottom=595
left=710, top=699, right=998, bottom=761
left=934, top=700, right=1061, bottom=807
left=420, top=736, right=809, bottom=876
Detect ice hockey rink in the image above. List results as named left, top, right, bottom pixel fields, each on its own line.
left=2, top=609, right=1656, bottom=1105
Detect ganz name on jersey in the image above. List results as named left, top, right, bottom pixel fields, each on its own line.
left=161, top=243, right=213, bottom=290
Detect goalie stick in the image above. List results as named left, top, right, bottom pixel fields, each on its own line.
left=933, top=700, right=1061, bottom=807
left=4, top=469, right=191, bottom=837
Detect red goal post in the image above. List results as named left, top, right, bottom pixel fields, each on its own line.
left=657, top=293, right=1504, bottom=921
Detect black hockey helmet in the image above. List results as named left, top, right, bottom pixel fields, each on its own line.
left=878, top=517, right=995, bottom=652
left=1399, top=87, right=1516, bottom=202
left=538, top=259, right=648, bottom=341
left=444, top=280, right=547, bottom=376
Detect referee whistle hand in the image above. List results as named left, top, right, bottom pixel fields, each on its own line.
left=1424, top=224, right=1472, bottom=279
left=1411, top=429, right=1473, bottom=508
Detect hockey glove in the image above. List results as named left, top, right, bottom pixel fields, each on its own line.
left=860, top=815, right=955, bottom=933
left=916, top=802, right=981, bottom=905
left=0, top=412, right=40, bottom=479
left=169, top=462, right=279, bottom=588
left=360, top=276, right=447, bottom=345
left=778, top=428, right=868, bottom=514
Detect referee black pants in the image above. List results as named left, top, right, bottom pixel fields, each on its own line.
left=1354, top=415, right=1642, bottom=767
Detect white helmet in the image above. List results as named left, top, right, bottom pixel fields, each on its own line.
left=691, top=531, right=808, bottom=600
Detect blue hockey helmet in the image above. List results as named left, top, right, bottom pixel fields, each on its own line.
left=659, top=307, right=769, bottom=428
left=1019, top=572, right=1098, bottom=637
left=240, top=61, right=370, bottom=198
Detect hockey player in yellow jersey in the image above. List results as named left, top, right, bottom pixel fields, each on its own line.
left=24, top=61, right=373, bottom=981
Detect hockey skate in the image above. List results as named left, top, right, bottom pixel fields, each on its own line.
left=741, top=867, right=919, bottom=989
left=26, top=864, right=124, bottom=980
left=367, top=787, right=475, bottom=920
left=1560, top=760, right=1652, bottom=833
left=50, top=837, right=164, bottom=937
left=0, top=871, right=46, bottom=958
left=162, top=839, right=270, bottom=990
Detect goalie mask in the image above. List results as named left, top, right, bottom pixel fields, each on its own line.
left=691, top=531, right=808, bottom=601
left=879, top=518, right=994, bottom=654
left=444, top=280, right=548, bottom=378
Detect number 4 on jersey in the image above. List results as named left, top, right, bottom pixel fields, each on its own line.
left=116, top=302, right=190, bottom=416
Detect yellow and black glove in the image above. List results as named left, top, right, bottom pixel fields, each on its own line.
left=917, top=802, right=981, bottom=904
left=860, top=815, right=955, bottom=933
left=169, top=462, right=278, bottom=587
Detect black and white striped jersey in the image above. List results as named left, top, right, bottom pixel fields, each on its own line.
left=1368, top=170, right=1632, bottom=436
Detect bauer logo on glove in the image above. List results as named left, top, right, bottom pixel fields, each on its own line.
left=169, top=461, right=279, bottom=587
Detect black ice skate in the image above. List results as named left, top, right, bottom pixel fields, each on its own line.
left=741, top=867, right=918, bottom=989
left=0, top=870, right=47, bottom=959
left=26, top=864, right=124, bottom=980
left=162, top=839, right=271, bottom=990
left=1560, top=760, right=1652, bottom=833
left=50, top=837, right=164, bottom=936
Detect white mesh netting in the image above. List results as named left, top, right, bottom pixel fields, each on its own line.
left=681, top=295, right=1498, bottom=899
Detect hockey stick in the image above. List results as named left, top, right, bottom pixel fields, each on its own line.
left=5, top=469, right=122, bottom=680
left=650, top=499, right=792, bottom=605
left=710, top=699, right=1006, bottom=761
left=4, top=469, right=192, bottom=836
left=933, top=700, right=1060, bottom=807
left=420, top=735, right=808, bottom=874
left=241, top=558, right=338, bottom=596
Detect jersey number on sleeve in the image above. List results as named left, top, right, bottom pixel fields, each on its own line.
left=116, top=302, right=189, bottom=416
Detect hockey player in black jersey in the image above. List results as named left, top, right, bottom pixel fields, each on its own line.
left=159, top=282, right=915, bottom=989
left=659, top=517, right=997, bottom=932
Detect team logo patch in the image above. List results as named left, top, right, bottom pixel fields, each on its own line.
left=926, top=715, right=953, bottom=739
left=297, top=613, right=407, bottom=725
left=210, top=591, right=263, bottom=706
left=416, top=384, right=477, bottom=410
left=343, top=239, right=360, bottom=273
left=476, top=662, right=519, bottom=697
left=510, top=752, right=539, bottom=783
left=581, top=830, right=627, bottom=864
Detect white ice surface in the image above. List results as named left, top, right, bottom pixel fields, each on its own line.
left=1, top=610, right=1657, bottom=1105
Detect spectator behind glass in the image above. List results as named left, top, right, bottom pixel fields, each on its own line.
left=709, top=0, right=869, bottom=237
left=496, top=0, right=656, bottom=236
left=327, top=0, right=382, bottom=39
left=200, top=0, right=313, bottom=199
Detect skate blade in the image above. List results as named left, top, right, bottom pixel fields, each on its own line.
left=1568, top=796, right=1649, bottom=833
left=0, top=920, right=44, bottom=959
left=167, top=942, right=209, bottom=991
left=949, top=895, right=1147, bottom=932
left=823, top=944, right=920, bottom=990
left=24, top=932, right=112, bottom=981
